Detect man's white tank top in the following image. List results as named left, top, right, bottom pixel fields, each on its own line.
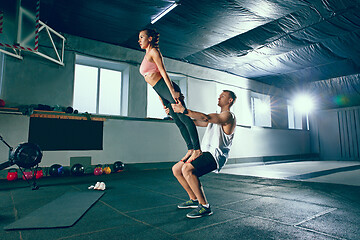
left=201, top=112, right=235, bottom=172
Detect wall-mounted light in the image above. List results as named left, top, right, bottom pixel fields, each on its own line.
left=293, top=93, right=315, bottom=114
left=151, top=2, right=178, bottom=24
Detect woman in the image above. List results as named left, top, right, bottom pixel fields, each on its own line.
left=138, top=28, right=202, bottom=162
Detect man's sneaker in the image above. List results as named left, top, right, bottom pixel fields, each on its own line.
left=177, top=199, right=199, bottom=209
left=186, top=205, right=213, bottom=218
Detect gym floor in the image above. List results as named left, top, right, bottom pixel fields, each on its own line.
left=1, top=160, right=360, bottom=240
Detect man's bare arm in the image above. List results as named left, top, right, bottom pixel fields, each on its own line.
left=193, top=119, right=209, bottom=127
left=187, top=110, right=233, bottom=125
left=171, top=102, right=233, bottom=125
left=164, top=106, right=208, bottom=127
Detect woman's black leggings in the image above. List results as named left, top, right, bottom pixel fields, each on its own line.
left=153, top=78, right=200, bottom=150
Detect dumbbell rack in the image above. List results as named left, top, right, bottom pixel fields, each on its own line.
left=0, top=135, right=40, bottom=190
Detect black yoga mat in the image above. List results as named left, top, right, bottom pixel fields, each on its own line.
left=4, top=191, right=104, bottom=230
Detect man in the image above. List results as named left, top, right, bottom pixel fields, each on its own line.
left=171, top=90, right=237, bottom=218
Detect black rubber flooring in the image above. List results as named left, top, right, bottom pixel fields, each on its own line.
left=0, top=169, right=359, bottom=240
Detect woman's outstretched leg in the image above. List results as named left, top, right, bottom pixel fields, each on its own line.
left=153, top=79, right=202, bottom=161
left=166, top=103, right=195, bottom=161
left=176, top=112, right=202, bottom=161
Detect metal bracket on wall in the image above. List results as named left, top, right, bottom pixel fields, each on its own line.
left=0, top=20, right=65, bottom=66
left=0, top=47, right=23, bottom=60
left=34, top=20, right=65, bottom=66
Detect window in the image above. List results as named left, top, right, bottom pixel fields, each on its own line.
left=73, top=55, right=129, bottom=116
left=147, top=74, right=187, bottom=119
left=73, top=65, right=98, bottom=113
left=99, top=69, right=122, bottom=115
left=250, top=93, right=271, bottom=127
left=287, top=102, right=304, bottom=130
left=287, top=104, right=295, bottom=129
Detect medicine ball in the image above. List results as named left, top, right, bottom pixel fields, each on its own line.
left=49, top=164, right=62, bottom=177
left=94, top=165, right=103, bottom=176
left=71, top=163, right=85, bottom=176
left=65, top=106, right=74, bottom=114
left=113, top=161, right=124, bottom=172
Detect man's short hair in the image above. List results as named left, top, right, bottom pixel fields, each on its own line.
left=223, top=90, right=237, bottom=107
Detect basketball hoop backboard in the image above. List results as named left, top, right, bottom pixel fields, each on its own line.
left=0, top=0, right=39, bottom=52
left=0, top=0, right=65, bottom=65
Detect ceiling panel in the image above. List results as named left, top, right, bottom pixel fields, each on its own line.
left=35, top=0, right=360, bottom=108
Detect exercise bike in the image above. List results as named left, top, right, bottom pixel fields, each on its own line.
left=0, top=135, right=42, bottom=190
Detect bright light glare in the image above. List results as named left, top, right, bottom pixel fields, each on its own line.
left=293, top=94, right=314, bottom=113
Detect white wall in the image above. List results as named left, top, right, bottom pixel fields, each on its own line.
left=188, top=79, right=217, bottom=113
left=0, top=113, right=207, bottom=166
left=310, top=106, right=360, bottom=160
left=230, top=127, right=310, bottom=158
left=0, top=113, right=309, bottom=167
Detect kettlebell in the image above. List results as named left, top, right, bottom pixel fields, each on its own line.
left=7, top=169, right=18, bottom=181
left=22, top=169, right=33, bottom=180
left=94, top=165, right=103, bottom=176
left=103, top=165, right=111, bottom=175
left=36, top=167, right=44, bottom=179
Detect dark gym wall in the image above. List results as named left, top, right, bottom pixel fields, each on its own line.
left=64, top=34, right=148, bottom=119
left=0, top=34, right=148, bottom=118
left=2, top=51, right=75, bottom=107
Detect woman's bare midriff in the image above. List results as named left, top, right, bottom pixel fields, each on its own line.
left=144, top=72, right=162, bottom=86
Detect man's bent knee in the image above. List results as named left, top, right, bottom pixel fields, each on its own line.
left=181, top=163, right=194, bottom=177
left=172, top=161, right=184, bottom=177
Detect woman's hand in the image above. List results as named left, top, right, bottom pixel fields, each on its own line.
left=171, top=101, right=186, bottom=114
left=171, top=91, right=180, bottom=103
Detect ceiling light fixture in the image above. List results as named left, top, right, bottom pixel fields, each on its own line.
left=151, top=2, right=178, bottom=24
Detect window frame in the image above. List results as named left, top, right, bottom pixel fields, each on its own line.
left=73, top=54, right=129, bottom=116
left=287, top=101, right=305, bottom=130
left=250, top=92, right=272, bottom=127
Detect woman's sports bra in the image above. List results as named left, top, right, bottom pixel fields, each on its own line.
left=139, top=55, right=160, bottom=76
